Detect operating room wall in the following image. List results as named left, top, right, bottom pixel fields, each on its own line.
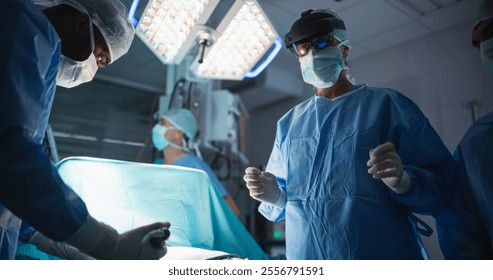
left=244, top=19, right=493, bottom=260
left=349, top=19, right=493, bottom=152
left=49, top=80, right=158, bottom=163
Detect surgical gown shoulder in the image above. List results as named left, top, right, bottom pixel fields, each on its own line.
left=4, top=0, right=60, bottom=40
left=459, top=112, right=493, bottom=147
left=1, top=0, right=61, bottom=142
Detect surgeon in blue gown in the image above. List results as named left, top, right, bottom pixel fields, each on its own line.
left=436, top=0, right=493, bottom=259
left=0, top=0, right=169, bottom=260
left=152, top=108, right=241, bottom=217
left=243, top=8, right=456, bottom=259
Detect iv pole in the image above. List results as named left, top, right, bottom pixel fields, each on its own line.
left=462, top=99, right=483, bottom=123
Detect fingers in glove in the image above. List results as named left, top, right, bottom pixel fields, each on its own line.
left=245, top=167, right=262, bottom=175
left=248, top=186, right=266, bottom=196
left=368, top=159, right=400, bottom=175
left=246, top=181, right=265, bottom=189
left=139, top=222, right=171, bottom=232
left=367, top=150, right=398, bottom=167
left=369, top=142, right=395, bottom=158
left=243, top=174, right=262, bottom=183
left=370, top=167, right=402, bottom=180
left=260, top=171, right=277, bottom=181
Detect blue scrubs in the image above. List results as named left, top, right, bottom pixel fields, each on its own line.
left=173, top=154, right=230, bottom=197
left=259, top=85, right=456, bottom=259
left=0, top=0, right=88, bottom=259
left=438, top=112, right=493, bottom=259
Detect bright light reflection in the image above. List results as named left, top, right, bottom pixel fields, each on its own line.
left=192, top=0, right=277, bottom=80
left=137, top=0, right=211, bottom=64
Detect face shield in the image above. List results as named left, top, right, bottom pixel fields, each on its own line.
left=32, top=0, right=135, bottom=64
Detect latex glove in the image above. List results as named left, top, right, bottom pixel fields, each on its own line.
left=243, top=167, right=286, bottom=208
left=367, top=142, right=411, bottom=194
left=66, top=215, right=171, bottom=260
left=30, top=232, right=94, bottom=260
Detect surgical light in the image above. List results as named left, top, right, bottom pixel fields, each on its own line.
left=131, top=0, right=279, bottom=80
left=136, top=0, right=220, bottom=65
left=190, top=0, right=278, bottom=80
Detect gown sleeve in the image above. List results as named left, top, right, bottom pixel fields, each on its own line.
left=0, top=0, right=88, bottom=241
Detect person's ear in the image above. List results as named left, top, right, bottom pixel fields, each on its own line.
left=176, top=130, right=185, bottom=141
left=342, top=46, right=350, bottom=59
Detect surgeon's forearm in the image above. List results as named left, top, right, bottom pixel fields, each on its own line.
left=0, top=129, right=88, bottom=241
left=30, top=232, right=94, bottom=260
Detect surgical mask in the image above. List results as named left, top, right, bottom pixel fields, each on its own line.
left=299, top=44, right=346, bottom=88
left=151, top=124, right=183, bottom=151
left=480, top=37, right=493, bottom=76
left=56, top=18, right=98, bottom=88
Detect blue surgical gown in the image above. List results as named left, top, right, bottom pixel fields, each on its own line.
left=438, top=112, right=493, bottom=259
left=0, top=0, right=88, bottom=259
left=259, top=85, right=456, bottom=260
left=173, top=154, right=230, bottom=197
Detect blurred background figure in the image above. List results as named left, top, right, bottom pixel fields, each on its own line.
left=152, top=108, right=241, bottom=217
left=438, top=0, right=493, bottom=259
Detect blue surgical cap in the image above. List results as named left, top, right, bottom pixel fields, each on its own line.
left=161, top=109, right=198, bottom=141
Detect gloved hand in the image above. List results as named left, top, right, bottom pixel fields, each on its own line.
left=243, top=167, right=286, bottom=208
left=66, top=215, right=171, bottom=260
left=30, top=232, right=94, bottom=260
left=367, top=142, right=411, bottom=194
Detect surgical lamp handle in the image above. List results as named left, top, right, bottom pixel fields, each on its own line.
left=198, top=39, right=210, bottom=64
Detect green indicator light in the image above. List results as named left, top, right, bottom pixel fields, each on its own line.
left=273, top=230, right=282, bottom=239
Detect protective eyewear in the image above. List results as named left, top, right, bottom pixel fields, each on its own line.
left=288, top=33, right=338, bottom=57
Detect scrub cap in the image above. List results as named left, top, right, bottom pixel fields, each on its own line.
left=33, top=0, right=135, bottom=63
left=474, top=0, right=493, bottom=29
left=161, top=109, right=198, bottom=141
left=285, top=8, right=351, bottom=49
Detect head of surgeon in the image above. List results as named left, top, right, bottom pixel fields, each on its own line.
left=284, top=8, right=355, bottom=96
left=472, top=0, right=493, bottom=76
left=38, top=0, right=135, bottom=88
left=152, top=108, right=198, bottom=153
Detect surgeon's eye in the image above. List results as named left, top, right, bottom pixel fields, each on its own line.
left=295, top=42, right=312, bottom=57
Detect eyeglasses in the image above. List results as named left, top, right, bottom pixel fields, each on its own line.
left=287, top=33, right=338, bottom=57
left=473, top=22, right=493, bottom=47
